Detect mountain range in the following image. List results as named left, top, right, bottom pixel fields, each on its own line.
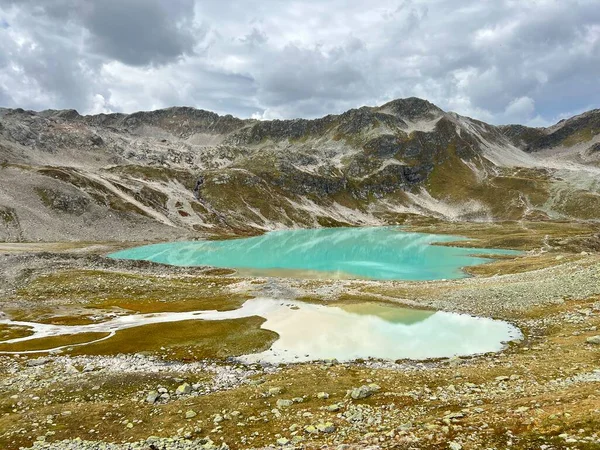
left=0, top=97, right=598, bottom=241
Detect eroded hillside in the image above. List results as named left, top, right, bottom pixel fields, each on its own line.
left=1, top=98, right=599, bottom=241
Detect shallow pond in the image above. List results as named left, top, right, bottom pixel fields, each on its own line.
left=0, top=299, right=521, bottom=362
left=109, top=227, right=521, bottom=281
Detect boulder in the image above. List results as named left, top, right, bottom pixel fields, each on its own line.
left=146, top=391, right=160, bottom=404
left=176, top=383, right=192, bottom=395
left=347, top=383, right=380, bottom=400
left=276, top=399, right=294, bottom=408
left=586, top=336, right=600, bottom=345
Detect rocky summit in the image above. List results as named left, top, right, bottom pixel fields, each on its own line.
left=1, top=98, right=599, bottom=242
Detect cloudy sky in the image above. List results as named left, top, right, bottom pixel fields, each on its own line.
left=0, top=0, right=598, bottom=125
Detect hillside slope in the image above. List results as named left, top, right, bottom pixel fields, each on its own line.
left=1, top=98, right=599, bottom=242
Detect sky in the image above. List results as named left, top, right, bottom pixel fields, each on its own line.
left=0, top=0, right=598, bottom=126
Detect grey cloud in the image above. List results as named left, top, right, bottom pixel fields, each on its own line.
left=79, top=0, right=197, bottom=66
left=259, top=45, right=367, bottom=105
left=1, top=0, right=197, bottom=66
left=0, top=0, right=598, bottom=125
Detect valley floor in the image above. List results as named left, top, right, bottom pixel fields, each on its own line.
left=0, top=221, right=599, bottom=450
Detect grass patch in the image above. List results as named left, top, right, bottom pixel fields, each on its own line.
left=16, top=269, right=248, bottom=314
left=464, top=253, right=583, bottom=277
left=563, top=127, right=595, bottom=147
left=68, top=317, right=277, bottom=360
left=0, top=332, right=109, bottom=352
left=406, top=220, right=599, bottom=251
left=0, top=324, right=34, bottom=342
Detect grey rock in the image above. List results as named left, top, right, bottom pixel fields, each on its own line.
left=586, top=335, right=600, bottom=345
left=145, top=390, right=160, bottom=404
left=27, top=357, right=49, bottom=367
left=276, top=399, right=294, bottom=408
left=347, top=383, right=380, bottom=400
left=176, top=383, right=192, bottom=395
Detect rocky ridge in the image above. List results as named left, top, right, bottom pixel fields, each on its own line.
left=1, top=98, right=599, bottom=241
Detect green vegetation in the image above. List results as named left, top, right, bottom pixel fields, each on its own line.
left=0, top=207, right=16, bottom=224
left=6, top=269, right=252, bottom=329
left=0, top=332, right=110, bottom=352
left=407, top=220, right=599, bottom=251
left=0, top=324, right=33, bottom=342
left=69, top=316, right=277, bottom=360
left=562, top=128, right=595, bottom=147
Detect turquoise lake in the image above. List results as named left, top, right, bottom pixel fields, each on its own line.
left=109, top=227, right=520, bottom=281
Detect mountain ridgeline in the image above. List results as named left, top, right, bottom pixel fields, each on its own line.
left=0, top=98, right=599, bottom=241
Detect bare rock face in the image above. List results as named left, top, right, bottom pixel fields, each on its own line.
left=0, top=98, right=599, bottom=242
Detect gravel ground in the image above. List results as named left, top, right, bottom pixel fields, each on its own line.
left=1, top=248, right=600, bottom=450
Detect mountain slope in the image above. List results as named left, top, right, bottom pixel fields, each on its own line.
left=0, top=98, right=599, bottom=242
left=500, top=109, right=600, bottom=166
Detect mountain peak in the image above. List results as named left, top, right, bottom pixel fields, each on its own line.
left=377, top=97, right=443, bottom=120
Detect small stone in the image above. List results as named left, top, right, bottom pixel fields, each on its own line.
left=176, top=383, right=192, bottom=395
left=586, top=336, right=600, bottom=345
left=326, top=403, right=341, bottom=412
left=276, top=399, right=294, bottom=408
left=276, top=437, right=290, bottom=446
left=27, top=357, right=49, bottom=367
left=146, top=391, right=160, bottom=404
left=317, top=392, right=329, bottom=399
left=347, top=383, right=380, bottom=400
left=316, top=422, right=336, bottom=433
left=449, top=442, right=462, bottom=450
left=268, top=387, right=284, bottom=396
left=185, top=410, right=197, bottom=419
left=304, top=425, right=318, bottom=434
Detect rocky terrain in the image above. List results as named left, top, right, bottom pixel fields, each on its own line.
left=0, top=231, right=599, bottom=450
left=1, top=98, right=600, bottom=450
left=1, top=98, right=599, bottom=241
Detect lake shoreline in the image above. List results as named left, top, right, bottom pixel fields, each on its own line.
left=1, top=222, right=600, bottom=449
